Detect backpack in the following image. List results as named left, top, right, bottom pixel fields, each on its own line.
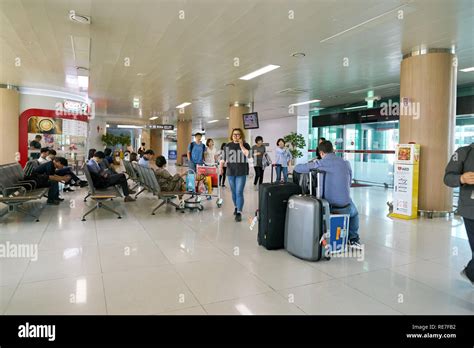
left=189, top=142, right=205, bottom=162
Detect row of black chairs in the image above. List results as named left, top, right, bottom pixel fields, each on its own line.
left=0, top=162, right=48, bottom=222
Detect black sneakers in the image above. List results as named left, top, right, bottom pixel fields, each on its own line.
left=233, top=208, right=237, bottom=215
left=235, top=212, right=242, bottom=222
left=47, top=200, right=60, bottom=205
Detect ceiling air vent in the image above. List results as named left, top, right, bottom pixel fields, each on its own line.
left=275, top=88, right=309, bottom=95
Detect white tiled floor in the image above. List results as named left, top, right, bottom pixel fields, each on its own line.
left=0, top=171, right=473, bottom=315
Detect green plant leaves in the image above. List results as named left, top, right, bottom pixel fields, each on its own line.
left=283, top=132, right=306, bottom=159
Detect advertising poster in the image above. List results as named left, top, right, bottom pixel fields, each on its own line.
left=390, top=144, right=420, bottom=220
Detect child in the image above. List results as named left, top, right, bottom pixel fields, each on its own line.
left=275, top=138, right=292, bottom=182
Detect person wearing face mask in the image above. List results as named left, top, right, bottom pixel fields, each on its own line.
left=111, top=150, right=126, bottom=173
left=138, top=149, right=155, bottom=168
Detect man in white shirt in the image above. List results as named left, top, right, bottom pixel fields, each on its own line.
left=37, top=148, right=50, bottom=164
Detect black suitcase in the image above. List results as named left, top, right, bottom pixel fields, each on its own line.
left=257, top=182, right=302, bottom=249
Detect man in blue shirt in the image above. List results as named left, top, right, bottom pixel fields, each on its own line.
left=187, top=133, right=206, bottom=172
left=138, top=149, right=155, bottom=168
left=294, top=140, right=361, bottom=249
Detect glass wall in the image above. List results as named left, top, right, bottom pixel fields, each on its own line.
left=311, top=115, right=474, bottom=187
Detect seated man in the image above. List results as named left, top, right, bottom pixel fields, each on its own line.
left=138, top=149, right=155, bottom=168
left=37, top=147, right=50, bottom=164
left=29, top=157, right=71, bottom=205
left=87, top=151, right=136, bottom=202
left=154, top=156, right=186, bottom=192
left=47, top=149, right=87, bottom=189
left=294, top=140, right=362, bottom=249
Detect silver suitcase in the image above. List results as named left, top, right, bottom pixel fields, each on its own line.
left=284, top=170, right=331, bottom=261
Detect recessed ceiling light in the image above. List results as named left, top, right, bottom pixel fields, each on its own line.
left=289, top=99, right=321, bottom=107
left=176, top=102, right=191, bottom=108
left=291, top=52, right=306, bottom=58
left=239, top=65, right=280, bottom=80
left=149, top=116, right=158, bottom=120
left=226, top=117, right=229, bottom=120
left=137, top=73, right=146, bottom=76
left=207, top=120, right=219, bottom=124
left=460, top=67, right=474, bottom=72
left=225, top=83, right=235, bottom=87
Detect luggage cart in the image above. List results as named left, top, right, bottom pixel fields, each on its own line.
left=183, top=165, right=223, bottom=211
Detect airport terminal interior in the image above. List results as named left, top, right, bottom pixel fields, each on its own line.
left=0, top=0, right=473, bottom=316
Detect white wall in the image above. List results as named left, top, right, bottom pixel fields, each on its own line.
left=249, top=116, right=298, bottom=161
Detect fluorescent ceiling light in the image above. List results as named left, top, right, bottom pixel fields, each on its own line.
left=289, top=99, right=321, bottom=107
left=106, top=124, right=110, bottom=128
left=460, top=67, right=474, bottom=72
left=239, top=65, right=280, bottom=80
left=176, top=102, right=191, bottom=108
left=77, top=76, right=88, bottom=89
left=343, top=105, right=367, bottom=110
left=207, top=120, right=219, bottom=124
left=117, top=125, right=143, bottom=129
left=149, top=116, right=158, bottom=120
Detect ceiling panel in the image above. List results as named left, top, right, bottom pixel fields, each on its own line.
left=0, top=0, right=473, bottom=129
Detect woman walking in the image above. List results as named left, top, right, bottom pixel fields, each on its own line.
left=275, top=138, right=292, bottom=182
left=251, top=136, right=266, bottom=187
left=222, top=128, right=250, bottom=222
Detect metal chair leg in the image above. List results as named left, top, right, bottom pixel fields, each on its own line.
left=83, top=192, right=91, bottom=202
left=82, top=203, right=99, bottom=221
left=135, top=187, right=146, bottom=199
left=16, top=206, right=40, bottom=222
left=99, top=202, right=122, bottom=219
left=152, top=200, right=166, bottom=215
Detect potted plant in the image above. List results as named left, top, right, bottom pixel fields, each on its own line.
left=283, top=132, right=306, bottom=165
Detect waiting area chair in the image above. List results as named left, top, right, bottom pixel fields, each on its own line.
left=133, top=163, right=185, bottom=215
left=81, top=165, right=122, bottom=221
left=0, top=163, right=48, bottom=222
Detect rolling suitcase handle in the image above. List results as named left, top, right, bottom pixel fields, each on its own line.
left=309, top=169, right=331, bottom=259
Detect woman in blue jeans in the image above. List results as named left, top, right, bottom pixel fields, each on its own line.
left=275, top=138, right=292, bottom=182
left=222, top=128, right=250, bottom=222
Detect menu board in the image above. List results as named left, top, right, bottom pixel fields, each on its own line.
left=62, top=119, right=88, bottom=136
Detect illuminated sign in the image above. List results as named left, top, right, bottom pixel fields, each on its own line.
left=147, top=124, right=174, bottom=130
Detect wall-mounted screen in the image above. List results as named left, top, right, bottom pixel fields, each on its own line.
left=243, top=112, right=259, bottom=129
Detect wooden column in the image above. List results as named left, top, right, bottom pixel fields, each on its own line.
left=0, top=88, right=20, bottom=165
left=150, top=129, right=163, bottom=155
left=399, top=51, right=457, bottom=212
left=176, top=120, right=192, bottom=165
